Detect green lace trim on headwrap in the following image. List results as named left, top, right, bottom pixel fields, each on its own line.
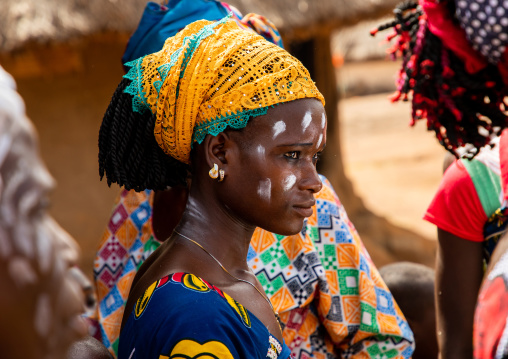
left=192, top=105, right=274, bottom=145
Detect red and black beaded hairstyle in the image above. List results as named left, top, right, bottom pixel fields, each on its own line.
left=372, top=0, right=508, bottom=158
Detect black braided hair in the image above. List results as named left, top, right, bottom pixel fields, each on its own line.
left=98, top=77, right=189, bottom=191
left=372, top=0, right=508, bottom=158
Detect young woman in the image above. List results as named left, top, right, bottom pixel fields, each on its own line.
left=99, top=17, right=326, bottom=358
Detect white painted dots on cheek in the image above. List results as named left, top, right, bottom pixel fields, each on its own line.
left=35, top=293, right=52, bottom=337
left=256, top=144, right=265, bottom=158
left=272, top=121, right=286, bottom=139
left=316, top=134, right=323, bottom=149
left=8, top=257, right=37, bottom=287
left=282, top=174, right=296, bottom=192
left=302, top=111, right=312, bottom=132
left=257, top=179, right=271, bottom=203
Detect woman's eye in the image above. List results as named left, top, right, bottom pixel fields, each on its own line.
left=313, top=152, right=322, bottom=163
left=285, top=151, right=299, bottom=159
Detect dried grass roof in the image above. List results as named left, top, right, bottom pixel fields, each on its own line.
left=1, top=0, right=399, bottom=52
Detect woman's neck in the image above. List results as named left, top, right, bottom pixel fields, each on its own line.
left=174, top=191, right=255, bottom=272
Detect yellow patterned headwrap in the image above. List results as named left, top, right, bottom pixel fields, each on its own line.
left=124, top=16, right=325, bottom=164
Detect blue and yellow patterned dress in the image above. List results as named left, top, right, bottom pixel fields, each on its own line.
left=118, top=272, right=291, bottom=359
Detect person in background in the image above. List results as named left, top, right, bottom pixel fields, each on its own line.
left=380, top=262, right=438, bottom=359
left=473, top=133, right=508, bottom=359
left=373, top=1, right=508, bottom=358
left=0, top=64, right=88, bottom=358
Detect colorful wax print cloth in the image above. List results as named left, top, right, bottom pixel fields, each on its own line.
left=89, top=176, right=414, bottom=358
left=249, top=177, right=414, bottom=359
left=474, top=251, right=508, bottom=359
left=118, top=272, right=292, bottom=359
left=89, top=189, right=158, bottom=354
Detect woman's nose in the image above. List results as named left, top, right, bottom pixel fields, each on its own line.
left=46, top=216, right=79, bottom=265
left=299, top=165, right=322, bottom=194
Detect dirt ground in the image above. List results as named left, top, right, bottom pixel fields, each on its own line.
left=340, top=60, right=446, bottom=243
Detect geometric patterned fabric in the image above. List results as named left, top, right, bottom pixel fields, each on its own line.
left=89, top=189, right=158, bottom=356
left=87, top=176, right=414, bottom=358
left=249, top=176, right=414, bottom=359
left=119, top=273, right=292, bottom=359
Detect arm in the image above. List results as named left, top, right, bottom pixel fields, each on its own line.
left=435, top=228, right=484, bottom=359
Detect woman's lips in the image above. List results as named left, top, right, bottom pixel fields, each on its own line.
left=293, top=204, right=314, bottom=217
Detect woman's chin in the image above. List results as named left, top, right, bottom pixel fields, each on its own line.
left=267, top=220, right=306, bottom=237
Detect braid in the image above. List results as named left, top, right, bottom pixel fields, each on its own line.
left=98, top=78, right=189, bottom=191
left=372, top=0, right=507, bottom=158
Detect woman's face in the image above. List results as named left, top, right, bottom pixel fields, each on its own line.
left=0, top=117, right=87, bottom=358
left=223, top=98, right=326, bottom=235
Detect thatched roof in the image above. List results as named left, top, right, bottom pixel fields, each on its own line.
left=333, top=17, right=393, bottom=61
left=229, top=0, right=400, bottom=39
left=1, top=0, right=400, bottom=52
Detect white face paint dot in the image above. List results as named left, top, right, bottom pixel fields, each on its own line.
left=257, top=179, right=271, bottom=203
left=321, top=113, right=326, bottom=129
left=272, top=121, right=286, bottom=139
left=282, top=175, right=297, bottom=192
left=8, top=257, right=37, bottom=287
left=35, top=294, right=52, bottom=337
left=316, top=133, right=323, bottom=148
left=302, top=111, right=312, bottom=132
left=256, top=144, right=265, bottom=157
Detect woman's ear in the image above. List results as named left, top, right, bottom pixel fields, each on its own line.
left=203, top=132, right=235, bottom=169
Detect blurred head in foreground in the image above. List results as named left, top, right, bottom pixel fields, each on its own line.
left=0, top=65, right=87, bottom=358
left=380, top=261, right=438, bottom=359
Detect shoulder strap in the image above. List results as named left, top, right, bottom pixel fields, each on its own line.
left=461, top=158, right=502, bottom=217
